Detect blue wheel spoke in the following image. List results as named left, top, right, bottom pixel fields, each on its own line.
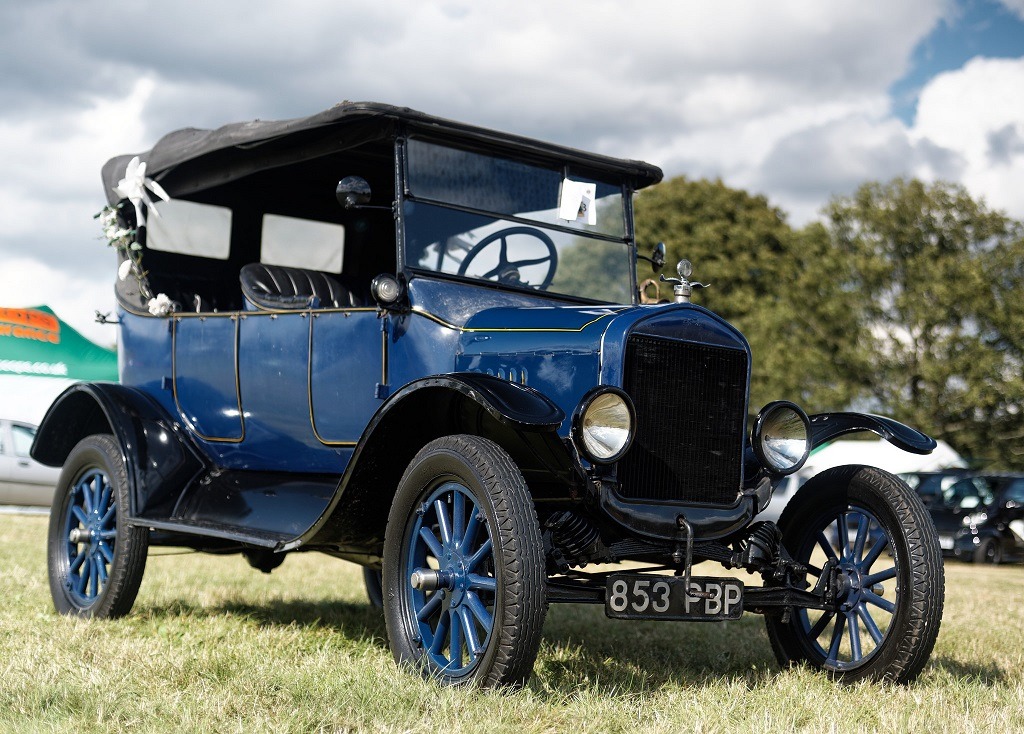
left=81, top=483, right=94, bottom=514
left=463, top=512, right=481, bottom=552
left=857, top=605, right=885, bottom=644
left=429, top=611, right=450, bottom=655
left=452, top=492, right=466, bottom=548
left=96, top=556, right=109, bottom=585
left=852, top=512, right=868, bottom=561
left=98, top=542, right=114, bottom=564
left=863, top=590, right=896, bottom=613
left=807, top=610, right=834, bottom=640
left=73, top=557, right=90, bottom=594
left=837, top=515, right=851, bottom=560
left=91, top=475, right=104, bottom=515
left=88, top=557, right=100, bottom=598
left=98, top=484, right=112, bottom=517
left=72, top=506, right=89, bottom=526
left=861, top=534, right=888, bottom=569
left=826, top=613, right=847, bottom=665
left=69, top=549, right=87, bottom=573
left=467, top=573, right=496, bottom=593
left=816, top=532, right=838, bottom=562
left=848, top=612, right=863, bottom=662
left=418, top=527, right=444, bottom=560
left=465, top=591, right=493, bottom=629
left=416, top=591, right=444, bottom=622
left=457, top=607, right=481, bottom=657
left=466, top=538, right=492, bottom=572
left=448, top=610, right=463, bottom=669
left=433, top=499, right=453, bottom=545
left=863, top=566, right=897, bottom=586
left=99, top=530, right=117, bottom=540
left=101, top=503, right=117, bottom=527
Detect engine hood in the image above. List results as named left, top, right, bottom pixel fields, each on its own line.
left=459, top=302, right=749, bottom=366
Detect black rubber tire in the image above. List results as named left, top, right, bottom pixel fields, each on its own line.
left=973, top=537, right=1003, bottom=565
left=47, top=435, right=149, bottom=618
left=383, top=435, right=546, bottom=688
left=363, top=567, right=384, bottom=610
left=764, top=465, right=944, bottom=684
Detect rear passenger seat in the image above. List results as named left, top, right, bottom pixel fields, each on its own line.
left=240, top=264, right=362, bottom=310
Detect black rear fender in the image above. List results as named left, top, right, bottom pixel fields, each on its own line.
left=31, top=383, right=205, bottom=517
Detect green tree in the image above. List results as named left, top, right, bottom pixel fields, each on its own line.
left=633, top=177, right=865, bottom=414
left=823, top=178, right=1024, bottom=468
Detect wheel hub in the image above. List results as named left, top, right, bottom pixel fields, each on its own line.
left=836, top=562, right=865, bottom=611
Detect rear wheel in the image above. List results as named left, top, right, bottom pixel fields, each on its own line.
left=973, top=537, right=1002, bottom=564
left=765, top=465, right=944, bottom=683
left=383, top=435, right=546, bottom=688
left=47, top=435, right=148, bottom=618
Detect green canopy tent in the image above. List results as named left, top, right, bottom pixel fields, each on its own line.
left=0, top=305, right=117, bottom=424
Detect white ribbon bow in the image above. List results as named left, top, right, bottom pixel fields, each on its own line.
left=113, top=156, right=170, bottom=226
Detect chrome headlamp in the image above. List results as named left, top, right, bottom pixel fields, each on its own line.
left=573, top=388, right=635, bottom=464
left=752, top=401, right=811, bottom=476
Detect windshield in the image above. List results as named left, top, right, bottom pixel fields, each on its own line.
left=403, top=139, right=635, bottom=303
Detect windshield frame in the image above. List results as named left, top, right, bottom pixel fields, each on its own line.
left=395, top=135, right=639, bottom=305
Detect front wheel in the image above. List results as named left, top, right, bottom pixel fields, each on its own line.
left=47, top=435, right=149, bottom=618
left=765, top=465, right=944, bottom=683
left=383, top=435, right=546, bottom=688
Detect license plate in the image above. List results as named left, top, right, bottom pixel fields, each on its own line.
left=938, top=535, right=955, bottom=550
left=605, top=574, right=743, bottom=621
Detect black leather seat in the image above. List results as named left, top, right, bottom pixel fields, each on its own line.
left=240, top=263, right=361, bottom=310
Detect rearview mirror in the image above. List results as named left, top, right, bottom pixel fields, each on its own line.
left=637, top=242, right=666, bottom=272
left=336, top=176, right=372, bottom=209
left=651, top=242, right=666, bottom=271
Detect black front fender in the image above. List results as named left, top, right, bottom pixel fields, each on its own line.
left=808, top=412, right=937, bottom=455
left=31, top=383, right=206, bottom=517
left=294, top=373, right=569, bottom=552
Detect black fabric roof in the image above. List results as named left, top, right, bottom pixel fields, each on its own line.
left=102, top=102, right=664, bottom=205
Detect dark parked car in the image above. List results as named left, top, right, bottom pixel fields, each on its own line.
left=899, top=469, right=971, bottom=508
left=930, top=474, right=1024, bottom=564
left=33, top=102, right=944, bottom=687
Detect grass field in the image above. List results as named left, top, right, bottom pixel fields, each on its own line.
left=1, top=513, right=1022, bottom=733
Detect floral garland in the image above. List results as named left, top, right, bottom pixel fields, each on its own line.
left=96, top=156, right=175, bottom=317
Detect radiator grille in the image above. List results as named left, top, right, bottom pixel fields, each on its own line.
left=618, top=335, right=748, bottom=505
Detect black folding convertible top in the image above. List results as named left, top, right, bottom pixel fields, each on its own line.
left=102, top=101, right=664, bottom=204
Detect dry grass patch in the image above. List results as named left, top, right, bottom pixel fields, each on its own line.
left=1, top=514, right=1022, bottom=733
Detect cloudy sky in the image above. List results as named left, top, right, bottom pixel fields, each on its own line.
left=1, top=0, right=1023, bottom=345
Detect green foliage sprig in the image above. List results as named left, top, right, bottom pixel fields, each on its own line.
left=96, top=204, right=154, bottom=301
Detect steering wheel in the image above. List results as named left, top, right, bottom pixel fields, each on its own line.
left=456, top=226, right=558, bottom=290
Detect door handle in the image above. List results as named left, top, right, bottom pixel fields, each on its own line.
left=17, top=460, right=30, bottom=467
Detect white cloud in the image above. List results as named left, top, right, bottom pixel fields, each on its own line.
left=997, top=0, right=1024, bottom=20
left=5, top=0, right=1015, bottom=331
left=912, top=56, right=1024, bottom=218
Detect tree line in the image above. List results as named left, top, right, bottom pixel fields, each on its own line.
left=633, top=177, right=1024, bottom=470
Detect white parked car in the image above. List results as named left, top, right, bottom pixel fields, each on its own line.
left=0, top=419, right=60, bottom=506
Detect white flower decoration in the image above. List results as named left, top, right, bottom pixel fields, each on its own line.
left=113, top=156, right=171, bottom=226
left=147, top=293, right=174, bottom=317
left=117, top=260, right=133, bottom=282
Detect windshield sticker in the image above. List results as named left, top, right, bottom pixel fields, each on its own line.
left=558, top=178, right=597, bottom=225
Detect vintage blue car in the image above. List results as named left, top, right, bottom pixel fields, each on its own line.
left=33, top=102, right=944, bottom=687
